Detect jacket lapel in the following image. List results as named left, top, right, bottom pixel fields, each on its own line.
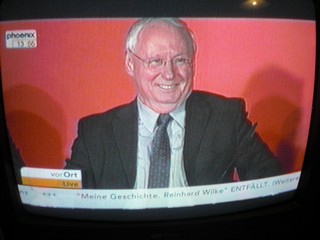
left=112, top=100, right=138, bottom=188
left=110, top=94, right=214, bottom=188
left=184, top=93, right=212, bottom=186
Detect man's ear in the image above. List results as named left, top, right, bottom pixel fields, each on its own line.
left=125, top=51, right=134, bottom=77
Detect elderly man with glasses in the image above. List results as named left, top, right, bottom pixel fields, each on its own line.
left=65, top=18, right=281, bottom=189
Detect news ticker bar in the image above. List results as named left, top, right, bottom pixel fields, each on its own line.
left=18, top=171, right=301, bottom=209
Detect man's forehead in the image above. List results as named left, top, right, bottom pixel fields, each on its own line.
left=136, top=23, right=192, bottom=53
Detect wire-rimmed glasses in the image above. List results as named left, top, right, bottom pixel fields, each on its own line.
left=128, top=50, right=192, bottom=72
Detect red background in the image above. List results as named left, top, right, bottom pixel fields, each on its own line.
left=0, top=18, right=316, bottom=173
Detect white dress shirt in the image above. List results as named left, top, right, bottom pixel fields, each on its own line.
left=134, top=98, right=188, bottom=189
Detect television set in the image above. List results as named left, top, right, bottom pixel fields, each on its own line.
left=0, top=0, right=319, bottom=239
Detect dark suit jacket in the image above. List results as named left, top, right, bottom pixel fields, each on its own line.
left=65, top=91, right=281, bottom=189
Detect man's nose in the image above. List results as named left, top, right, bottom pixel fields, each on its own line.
left=161, top=61, right=175, bottom=80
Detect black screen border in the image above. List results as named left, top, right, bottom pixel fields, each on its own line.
left=0, top=0, right=316, bottom=20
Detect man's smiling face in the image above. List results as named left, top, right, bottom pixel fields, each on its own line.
left=125, top=22, right=194, bottom=113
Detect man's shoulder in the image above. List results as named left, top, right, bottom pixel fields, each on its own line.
left=78, top=100, right=137, bottom=127
left=189, top=90, right=245, bottom=110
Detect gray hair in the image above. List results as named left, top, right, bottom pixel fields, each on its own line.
left=125, top=18, right=197, bottom=55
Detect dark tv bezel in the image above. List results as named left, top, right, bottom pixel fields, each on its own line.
left=1, top=0, right=320, bottom=239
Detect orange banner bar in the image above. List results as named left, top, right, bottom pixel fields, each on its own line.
left=22, top=177, right=82, bottom=189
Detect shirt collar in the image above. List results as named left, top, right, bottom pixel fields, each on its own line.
left=169, top=100, right=186, bottom=129
left=137, top=97, right=186, bottom=133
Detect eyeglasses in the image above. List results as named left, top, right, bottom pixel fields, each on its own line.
left=128, top=50, right=192, bottom=72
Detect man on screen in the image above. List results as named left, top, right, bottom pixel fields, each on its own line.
left=65, top=18, right=281, bottom=189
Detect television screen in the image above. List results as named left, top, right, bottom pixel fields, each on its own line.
left=0, top=0, right=319, bottom=238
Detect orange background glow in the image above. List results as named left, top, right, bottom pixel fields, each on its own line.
left=0, top=19, right=316, bottom=173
